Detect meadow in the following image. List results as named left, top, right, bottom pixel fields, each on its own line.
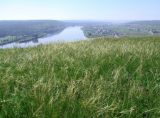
left=0, top=37, right=160, bottom=118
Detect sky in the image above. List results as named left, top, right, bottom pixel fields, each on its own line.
left=0, top=0, right=160, bottom=20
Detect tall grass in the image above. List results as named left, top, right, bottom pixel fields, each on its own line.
left=0, top=37, right=160, bottom=118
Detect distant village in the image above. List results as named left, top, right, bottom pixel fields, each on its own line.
left=82, top=22, right=160, bottom=38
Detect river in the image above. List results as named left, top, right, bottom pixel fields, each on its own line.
left=0, top=26, right=86, bottom=49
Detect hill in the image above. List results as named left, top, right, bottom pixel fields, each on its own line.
left=0, top=37, right=160, bottom=118
left=0, top=20, right=66, bottom=45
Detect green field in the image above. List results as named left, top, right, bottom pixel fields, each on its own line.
left=0, top=37, right=160, bottom=118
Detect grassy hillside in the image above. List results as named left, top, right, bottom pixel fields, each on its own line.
left=0, top=37, right=160, bottom=118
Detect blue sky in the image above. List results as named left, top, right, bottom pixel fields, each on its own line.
left=0, top=0, right=160, bottom=20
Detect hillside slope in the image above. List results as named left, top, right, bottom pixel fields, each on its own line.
left=0, top=37, right=160, bottom=118
left=0, top=20, right=66, bottom=45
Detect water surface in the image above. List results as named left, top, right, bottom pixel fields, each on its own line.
left=0, top=26, right=86, bottom=49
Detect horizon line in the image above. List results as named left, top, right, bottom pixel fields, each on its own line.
left=0, top=19, right=160, bottom=21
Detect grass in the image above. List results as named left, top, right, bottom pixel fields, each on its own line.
left=0, top=37, right=160, bottom=118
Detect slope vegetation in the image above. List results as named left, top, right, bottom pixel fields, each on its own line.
left=0, top=37, right=160, bottom=118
